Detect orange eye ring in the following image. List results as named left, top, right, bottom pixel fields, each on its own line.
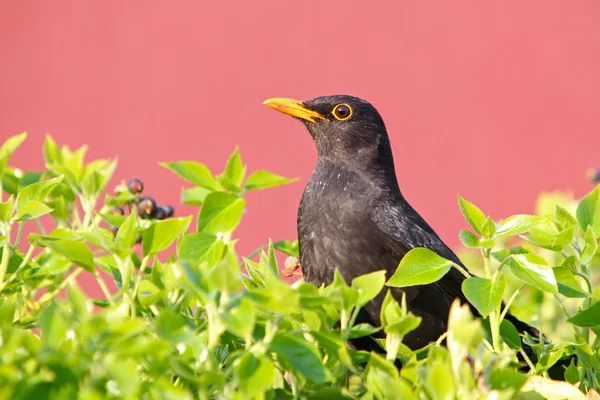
left=332, top=103, right=353, bottom=121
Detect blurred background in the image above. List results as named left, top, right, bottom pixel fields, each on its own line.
left=1, top=1, right=600, bottom=261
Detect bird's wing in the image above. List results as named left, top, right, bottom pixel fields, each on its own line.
left=373, top=201, right=478, bottom=314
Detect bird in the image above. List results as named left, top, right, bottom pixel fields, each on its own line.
left=263, top=95, right=548, bottom=365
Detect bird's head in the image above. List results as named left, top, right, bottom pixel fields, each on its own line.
left=264, top=95, right=394, bottom=173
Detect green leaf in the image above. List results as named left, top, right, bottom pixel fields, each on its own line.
left=576, top=184, right=600, bottom=238
left=567, top=301, right=600, bottom=327
left=481, top=216, right=496, bottom=239
left=0, top=132, right=27, bottom=177
left=564, top=359, right=580, bottom=384
left=425, top=361, right=455, bottom=400
left=553, top=266, right=588, bottom=298
left=488, top=368, right=528, bottom=390
left=160, top=161, right=220, bottom=190
left=521, top=375, right=586, bottom=400
left=555, top=205, right=577, bottom=230
left=244, top=170, right=296, bottom=191
left=38, top=303, right=68, bottom=348
left=0, top=197, right=14, bottom=222
left=270, top=333, right=327, bottom=384
left=347, top=323, right=382, bottom=339
left=507, top=253, right=558, bottom=294
left=223, top=147, right=246, bottom=187
left=181, top=186, right=210, bottom=206
left=581, top=225, right=598, bottom=265
left=500, top=319, right=522, bottom=349
left=462, top=275, right=505, bottom=318
left=137, top=280, right=166, bottom=307
left=42, top=239, right=95, bottom=272
left=222, top=298, right=256, bottom=340
left=457, top=194, right=487, bottom=235
left=16, top=175, right=63, bottom=208
left=113, top=211, right=138, bottom=257
left=43, top=134, right=62, bottom=164
left=459, top=229, right=480, bottom=248
left=196, top=192, right=245, bottom=235
left=14, top=201, right=53, bottom=221
left=351, top=270, right=386, bottom=306
left=143, top=217, right=192, bottom=257
left=496, top=214, right=541, bottom=236
left=177, top=232, right=225, bottom=267
left=380, top=291, right=421, bottom=337
left=387, top=248, right=453, bottom=287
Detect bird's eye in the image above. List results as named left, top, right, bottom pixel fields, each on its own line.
left=332, top=104, right=353, bottom=121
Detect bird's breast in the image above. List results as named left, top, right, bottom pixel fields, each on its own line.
left=298, top=165, right=395, bottom=286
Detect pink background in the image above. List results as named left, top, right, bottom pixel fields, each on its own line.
left=2, top=1, right=600, bottom=265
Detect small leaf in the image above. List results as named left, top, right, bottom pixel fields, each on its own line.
left=462, top=275, right=505, bottom=318
left=16, top=175, right=64, bottom=208
left=270, top=333, right=327, bottom=383
left=576, top=184, right=600, bottom=238
left=553, top=266, right=588, bottom=298
left=223, top=147, right=246, bottom=187
left=160, top=161, right=220, bottom=190
left=143, top=217, right=192, bottom=257
left=507, top=254, right=558, bottom=294
left=43, top=239, right=95, bottom=272
left=177, top=232, right=225, bottom=268
left=14, top=201, right=53, bottom=221
left=0, top=197, right=14, bottom=222
left=457, top=194, right=487, bottom=235
left=352, top=270, right=386, bottom=306
left=0, top=132, right=27, bottom=177
left=555, top=205, right=577, bottom=230
left=181, top=186, right=210, bottom=206
left=244, top=170, right=296, bottom=191
left=567, top=301, right=600, bottom=327
left=481, top=216, right=496, bottom=239
left=113, top=211, right=138, bottom=257
left=499, top=319, right=521, bottom=349
left=521, top=375, right=586, bottom=400
left=387, top=248, right=454, bottom=287
left=347, top=323, right=383, bottom=339
left=459, top=230, right=480, bottom=248
left=581, top=225, right=598, bottom=265
left=196, top=192, right=245, bottom=235
left=496, top=214, right=541, bottom=236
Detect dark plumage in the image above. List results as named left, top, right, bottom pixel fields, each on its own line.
left=264, top=95, right=551, bottom=366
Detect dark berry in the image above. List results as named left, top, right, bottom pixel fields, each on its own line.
left=155, top=204, right=174, bottom=220
left=138, top=196, right=157, bottom=219
left=587, top=168, right=600, bottom=183
left=110, top=206, right=125, bottom=216
left=162, top=204, right=174, bottom=218
left=127, top=178, right=144, bottom=194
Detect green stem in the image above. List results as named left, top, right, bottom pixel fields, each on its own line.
left=131, top=256, right=150, bottom=317
left=453, top=263, right=471, bottom=278
left=481, top=249, right=492, bottom=279
left=489, top=310, right=502, bottom=352
left=8, top=222, right=23, bottom=257
left=500, top=283, right=526, bottom=322
left=342, top=306, right=362, bottom=339
left=0, top=244, right=34, bottom=293
left=34, top=219, right=47, bottom=236
left=519, top=348, right=535, bottom=373
left=95, top=274, right=115, bottom=305
left=0, top=223, right=12, bottom=286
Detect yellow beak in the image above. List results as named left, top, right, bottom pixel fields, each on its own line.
left=263, top=98, right=326, bottom=123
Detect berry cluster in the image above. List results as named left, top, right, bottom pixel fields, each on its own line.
left=109, top=178, right=175, bottom=242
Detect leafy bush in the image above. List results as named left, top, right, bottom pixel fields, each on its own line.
left=0, top=133, right=599, bottom=399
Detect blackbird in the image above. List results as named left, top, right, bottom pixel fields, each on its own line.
left=263, top=95, right=547, bottom=363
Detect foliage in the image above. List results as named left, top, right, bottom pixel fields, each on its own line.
left=0, top=133, right=599, bottom=399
